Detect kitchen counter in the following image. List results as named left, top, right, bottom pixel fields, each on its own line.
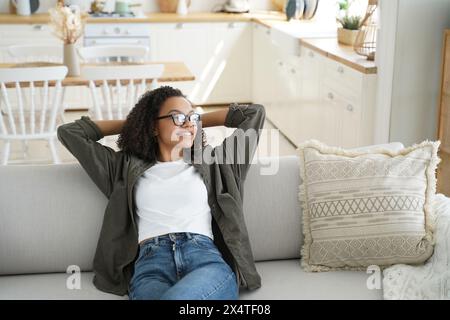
left=0, top=11, right=287, bottom=24
left=300, top=38, right=377, bottom=74
left=0, top=11, right=376, bottom=74
left=0, top=61, right=195, bottom=87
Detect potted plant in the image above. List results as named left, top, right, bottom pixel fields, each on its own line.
left=336, top=0, right=362, bottom=46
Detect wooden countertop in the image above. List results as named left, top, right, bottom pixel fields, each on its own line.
left=0, top=11, right=376, bottom=74
left=300, top=38, right=377, bottom=74
left=0, top=61, right=195, bottom=87
left=0, top=11, right=287, bottom=24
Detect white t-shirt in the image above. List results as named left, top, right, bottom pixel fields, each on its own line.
left=134, top=158, right=214, bottom=243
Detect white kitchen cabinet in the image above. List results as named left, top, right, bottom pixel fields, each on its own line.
left=206, top=22, right=251, bottom=104
left=149, top=22, right=211, bottom=102
left=320, top=82, right=348, bottom=147
left=252, top=23, right=274, bottom=110
left=302, top=54, right=376, bottom=148
left=270, top=56, right=299, bottom=142
left=320, top=60, right=376, bottom=148
left=340, top=95, right=362, bottom=148
left=150, top=22, right=251, bottom=105
left=252, top=24, right=377, bottom=148
left=0, top=24, right=63, bottom=63
left=252, top=23, right=286, bottom=132
left=299, top=48, right=322, bottom=105
left=283, top=61, right=304, bottom=145
left=295, top=47, right=332, bottom=145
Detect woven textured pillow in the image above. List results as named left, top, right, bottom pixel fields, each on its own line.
left=298, top=140, right=441, bottom=272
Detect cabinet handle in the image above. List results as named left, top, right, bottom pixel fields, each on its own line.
left=176, top=23, right=183, bottom=29
left=291, top=68, right=296, bottom=74
left=337, top=66, right=344, bottom=74
left=328, top=92, right=334, bottom=100
left=346, top=104, right=354, bottom=112
left=33, top=25, right=44, bottom=31
left=228, top=22, right=235, bottom=28
left=266, top=29, right=271, bottom=35
left=278, top=61, right=283, bottom=66
left=308, top=51, right=314, bottom=58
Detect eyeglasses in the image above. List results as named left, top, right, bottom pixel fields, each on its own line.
left=156, top=112, right=201, bottom=126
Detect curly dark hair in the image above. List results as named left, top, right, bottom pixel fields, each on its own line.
left=117, top=86, right=206, bottom=162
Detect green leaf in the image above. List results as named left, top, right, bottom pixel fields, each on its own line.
left=338, top=14, right=362, bottom=30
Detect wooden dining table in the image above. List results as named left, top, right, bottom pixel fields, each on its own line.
left=0, top=61, right=195, bottom=88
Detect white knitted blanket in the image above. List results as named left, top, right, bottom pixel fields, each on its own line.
left=383, top=193, right=450, bottom=300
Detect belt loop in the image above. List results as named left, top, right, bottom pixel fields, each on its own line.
left=186, top=232, right=193, bottom=240
left=155, top=236, right=159, bottom=245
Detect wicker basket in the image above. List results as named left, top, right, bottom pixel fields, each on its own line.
left=157, top=0, right=191, bottom=13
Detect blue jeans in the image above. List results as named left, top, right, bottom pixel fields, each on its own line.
left=128, top=232, right=239, bottom=300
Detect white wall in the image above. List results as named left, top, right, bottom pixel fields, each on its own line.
left=386, top=0, right=450, bottom=146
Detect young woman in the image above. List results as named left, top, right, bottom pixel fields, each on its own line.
left=57, top=86, right=265, bottom=300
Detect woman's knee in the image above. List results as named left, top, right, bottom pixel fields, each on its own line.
left=202, top=271, right=239, bottom=300
left=129, top=279, right=171, bottom=300
left=160, top=270, right=239, bottom=300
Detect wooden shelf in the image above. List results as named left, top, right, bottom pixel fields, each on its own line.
left=437, top=30, right=450, bottom=196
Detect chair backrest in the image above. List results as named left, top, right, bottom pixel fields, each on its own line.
left=7, top=45, right=63, bottom=63
left=0, top=66, right=68, bottom=138
left=81, top=64, right=164, bottom=120
left=77, top=45, right=149, bottom=63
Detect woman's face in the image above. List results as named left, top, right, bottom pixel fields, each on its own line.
left=154, top=96, right=198, bottom=151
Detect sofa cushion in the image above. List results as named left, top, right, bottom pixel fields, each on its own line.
left=243, top=147, right=410, bottom=263
left=298, top=140, right=440, bottom=271
left=0, top=164, right=107, bottom=275
left=0, top=259, right=382, bottom=300
left=243, top=156, right=302, bottom=261
left=240, top=260, right=382, bottom=300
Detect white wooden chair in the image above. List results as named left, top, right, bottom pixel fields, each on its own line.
left=77, top=45, right=149, bottom=63
left=7, top=44, right=63, bottom=63
left=7, top=44, right=67, bottom=123
left=0, top=66, right=68, bottom=165
left=81, top=64, right=164, bottom=147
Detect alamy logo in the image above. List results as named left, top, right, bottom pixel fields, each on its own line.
left=176, top=125, right=282, bottom=176
left=66, top=265, right=81, bottom=290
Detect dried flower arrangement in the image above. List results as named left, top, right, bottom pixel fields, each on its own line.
left=49, top=2, right=86, bottom=45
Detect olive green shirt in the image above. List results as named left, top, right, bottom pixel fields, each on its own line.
left=57, top=103, right=266, bottom=296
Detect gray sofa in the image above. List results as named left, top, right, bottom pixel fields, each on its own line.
left=0, top=153, right=398, bottom=300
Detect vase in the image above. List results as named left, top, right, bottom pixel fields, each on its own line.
left=63, top=43, right=80, bottom=77
left=337, top=27, right=360, bottom=46
left=176, top=0, right=188, bottom=15
left=157, top=0, right=191, bottom=13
